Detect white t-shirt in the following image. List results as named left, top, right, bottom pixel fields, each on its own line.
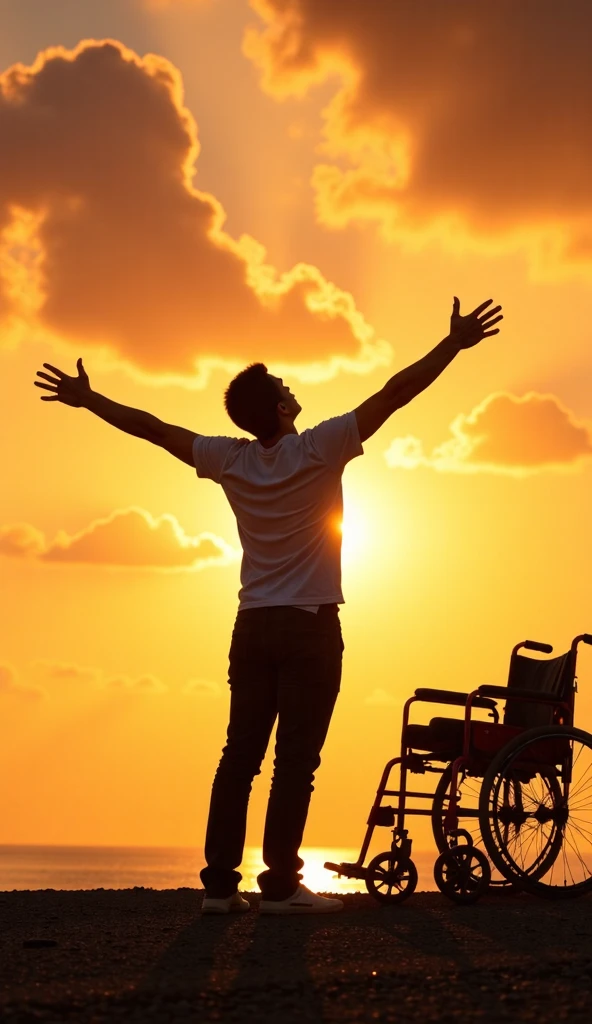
left=192, top=411, right=363, bottom=610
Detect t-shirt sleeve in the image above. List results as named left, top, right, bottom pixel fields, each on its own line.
left=308, top=411, right=364, bottom=468
left=192, top=435, right=243, bottom=483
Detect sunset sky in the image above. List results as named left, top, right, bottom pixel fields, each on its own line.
left=1, top=0, right=591, bottom=855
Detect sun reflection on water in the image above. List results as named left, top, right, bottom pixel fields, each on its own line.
left=241, top=847, right=364, bottom=894
left=241, top=846, right=439, bottom=893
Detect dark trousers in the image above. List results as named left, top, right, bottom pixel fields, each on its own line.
left=200, top=604, right=343, bottom=900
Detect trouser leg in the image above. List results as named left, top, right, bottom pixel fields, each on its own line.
left=200, top=614, right=276, bottom=898
left=258, top=608, right=343, bottom=900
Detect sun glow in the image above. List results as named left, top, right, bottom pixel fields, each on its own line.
left=339, top=498, right=370, bottom=566
left=241, top=847, right=364, bottom=894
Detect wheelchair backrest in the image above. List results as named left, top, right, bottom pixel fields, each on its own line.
left=504, top=651, right=574, bottom=728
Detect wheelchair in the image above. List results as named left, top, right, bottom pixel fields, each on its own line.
left=325, top=633, right=592, bottom=903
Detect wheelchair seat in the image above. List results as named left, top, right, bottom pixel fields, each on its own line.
left=405, top=717, right=523, bottom=761
left=405, top=718, right=465, bottom=759
left=405, top=651, right=576, bottom=762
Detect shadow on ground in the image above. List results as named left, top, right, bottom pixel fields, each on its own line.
left=1, top=889, right=591, bottom=1022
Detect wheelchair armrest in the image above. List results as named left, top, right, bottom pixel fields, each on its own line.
left=477, top=685, right=560, bottom=703
left=414, top=688, right=497, bottom=710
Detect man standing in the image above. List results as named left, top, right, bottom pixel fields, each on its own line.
left=35, top=297, right=502, bottom=914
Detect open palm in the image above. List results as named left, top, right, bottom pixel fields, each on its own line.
left=450, top=297, right=503, bottom=349
left=34, top=358, right=92, bottom=407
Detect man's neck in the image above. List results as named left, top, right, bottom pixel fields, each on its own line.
left=258, top=423, right=298, bottom=449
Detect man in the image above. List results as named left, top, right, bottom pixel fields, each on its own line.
left=34, top=296, right=502, bottom=914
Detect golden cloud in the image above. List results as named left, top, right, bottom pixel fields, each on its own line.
left=31, top=660, right=167, bottom=694
left=32, top=661, right=100, bottom=684
left=0, top=507, right=237, bottom=569
left=0, top=523, right=46, bottom=558
left=105, top=674, right=167, bottom=694
left=0, top=664, right=45, bottom=701
left=385, top=393, right=592, bottom=476
left=182, top=677, right=222, bottom=697
left=0, top=39, right=389, bottom=379
left=246, top=1, right=592, bottom=270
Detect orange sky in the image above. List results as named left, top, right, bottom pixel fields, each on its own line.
left=0, top=0, right=591, bottom=853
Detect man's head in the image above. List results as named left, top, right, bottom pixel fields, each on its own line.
left=224, top=363, right=301, bottom=442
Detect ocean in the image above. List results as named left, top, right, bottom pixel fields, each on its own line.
left=0, top=845, right=370, bottom=893
left=0, top=844, right=439, bottom=892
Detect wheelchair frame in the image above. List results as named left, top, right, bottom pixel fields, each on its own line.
left=325, top=633, right=592, bottom=902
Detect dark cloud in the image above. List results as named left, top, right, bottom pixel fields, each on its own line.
left=0, top=507, right=236, bottom=569
left=0, top=40, right=388, bottom=377
left=385, top=392, right=592, bottom=475
left=247, top=0, right=592, bottom=268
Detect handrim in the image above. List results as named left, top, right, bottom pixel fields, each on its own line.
left=478, top=725, right=592, bottom=898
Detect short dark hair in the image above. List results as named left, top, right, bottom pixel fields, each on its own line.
left=224, top=363, right=281, bottom=440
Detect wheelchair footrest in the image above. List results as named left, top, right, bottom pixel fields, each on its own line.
left=324, top=861, right=368, bottom=880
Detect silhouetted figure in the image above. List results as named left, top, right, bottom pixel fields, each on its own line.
left=35, top=297, right=502, bottom=914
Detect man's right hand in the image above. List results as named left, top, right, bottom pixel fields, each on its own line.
left=34, top=358, right=92, bottom=407
left=34, top=359, right=197, bottom=465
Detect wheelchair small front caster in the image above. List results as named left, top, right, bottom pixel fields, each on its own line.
left=434, top=846, right=491, bottom=904
left=365, top=852, right=418, bottom=904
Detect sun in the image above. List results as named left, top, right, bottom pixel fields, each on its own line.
left=339, top=498, right=369, bottom=566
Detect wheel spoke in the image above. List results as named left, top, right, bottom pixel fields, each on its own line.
left=564, top=821, right=592, bottom=875
left=566, top=775, right=592, bottom=804
left=480, top=729, right=592, bottom=896
left=366, top=853, right=418, bottom=904
left=567, top=766, right=592, bottom=802
left=432, top=765, right=511, bottom=886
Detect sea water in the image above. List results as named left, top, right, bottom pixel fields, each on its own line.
left=0, top=844, right=437, bottom=892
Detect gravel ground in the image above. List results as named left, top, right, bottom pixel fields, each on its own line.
left=1, top=888, right=591, bottom=1023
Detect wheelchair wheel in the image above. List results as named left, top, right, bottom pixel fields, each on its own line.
left=431, top=765, right=514, bottom=889
left=433, top=846, right=491, bottom=904
left=365, top=852, right=418, bottom=904
left=479, top=725, right=592, bottom=898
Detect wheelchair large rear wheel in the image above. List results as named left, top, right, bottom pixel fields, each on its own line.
left=431, top=765, right=513, bottom=888
left=479, top=725, right=592, bottom=898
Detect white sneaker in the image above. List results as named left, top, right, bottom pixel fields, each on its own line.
left=259, top=884, right=344, bottom=915
left=201, top=891, right=250, bottom=915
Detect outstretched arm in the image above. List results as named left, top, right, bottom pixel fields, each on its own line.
left=34, top=358, right=197, bottom=467
left=354, top=298, right=502, bottom=443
